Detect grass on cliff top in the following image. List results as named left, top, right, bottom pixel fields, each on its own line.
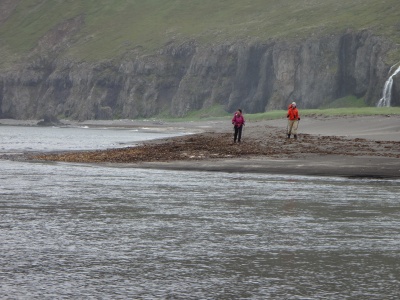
left=1, top=0, right=400, bottom=61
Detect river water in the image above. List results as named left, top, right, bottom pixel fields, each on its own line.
left=1, top=125, right=400, bottom=299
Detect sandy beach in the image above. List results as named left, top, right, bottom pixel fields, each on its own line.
left=8, top=114, right=397, bottom=179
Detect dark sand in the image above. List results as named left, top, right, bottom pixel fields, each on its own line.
left=15, top=115, right=400, bottom=179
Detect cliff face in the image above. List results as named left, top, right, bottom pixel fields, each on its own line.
left=0, top=30, right=397, bottom=120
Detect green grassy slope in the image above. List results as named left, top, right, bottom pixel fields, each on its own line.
left=1, top=0, right=400, bottom=61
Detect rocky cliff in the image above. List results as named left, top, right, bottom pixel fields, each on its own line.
left=0, top=30, right=398, bottom=120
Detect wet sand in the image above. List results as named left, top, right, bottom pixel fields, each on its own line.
left=18, top=115, right=400, bottom=179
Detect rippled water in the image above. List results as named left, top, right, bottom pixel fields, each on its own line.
left=0, top=125, right=185, bottom=153
left=1, top=126, right=400, bottom=299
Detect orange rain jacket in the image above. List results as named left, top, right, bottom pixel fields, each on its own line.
left=287, top=105, right=300, bottom=121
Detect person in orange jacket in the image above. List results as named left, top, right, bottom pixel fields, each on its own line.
left=232, top=109, right=245, bottom=143
left=287, top=102, right=300, bottom=139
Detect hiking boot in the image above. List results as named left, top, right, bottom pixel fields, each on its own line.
left=287, top=134, right=290, bottom=139
left=294, top=134, right=297, bottom=140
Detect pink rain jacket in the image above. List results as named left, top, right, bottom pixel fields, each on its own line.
left=232, top=113, right=245, bottom=127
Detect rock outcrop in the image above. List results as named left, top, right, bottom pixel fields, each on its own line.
left=0, top=30, right=398, bottom=120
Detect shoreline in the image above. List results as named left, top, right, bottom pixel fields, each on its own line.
left=119, top=155, right=400, bottom=179
left=2, top=116, right=400, bottom=179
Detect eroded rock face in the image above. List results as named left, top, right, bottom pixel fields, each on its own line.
left=391, top=72, right=400, bottom=107
left=0, top=30, right=397, bottom=120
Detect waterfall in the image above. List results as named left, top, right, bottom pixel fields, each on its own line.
left=377, top=63, right=400, bottom=107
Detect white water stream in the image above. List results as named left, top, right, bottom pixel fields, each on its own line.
left=377, top=63, right=400, bottom=107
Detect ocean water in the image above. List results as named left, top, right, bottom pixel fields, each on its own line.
left=1, top=126, right=400, bottom=299
left=0, top=124, right=187, bottom=153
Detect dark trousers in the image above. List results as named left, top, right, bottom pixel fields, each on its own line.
left=233, top=125, right=243, bottom=142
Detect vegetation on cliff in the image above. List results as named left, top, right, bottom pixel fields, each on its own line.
left=1, top=0, right=400, bottom=62
left=1, top=1, right=400, bottom=120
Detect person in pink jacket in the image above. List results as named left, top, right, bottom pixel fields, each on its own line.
left=232, top=109, right=245, bottom=143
